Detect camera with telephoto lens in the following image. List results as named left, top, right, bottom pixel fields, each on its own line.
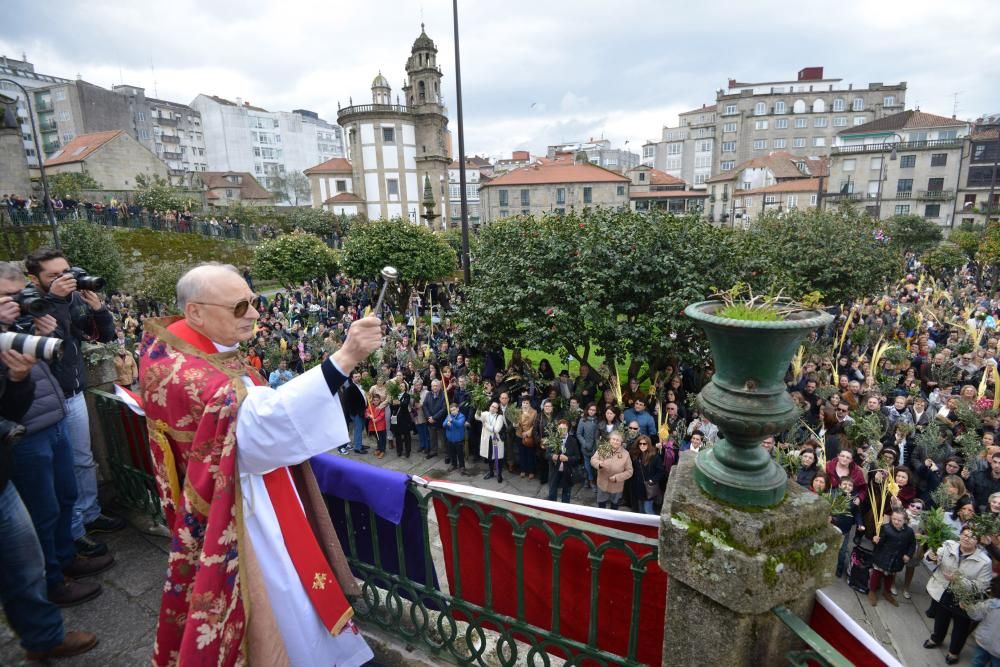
left=13, top=285, right=55, bottom=317
left=62, top=267, right=105, bottom=292
left=0, top=331, right=63, bottom=361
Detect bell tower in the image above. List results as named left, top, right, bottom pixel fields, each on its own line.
left=402, top=24, right=443, bottom=112
left=371, top=72, right=391, bottom=105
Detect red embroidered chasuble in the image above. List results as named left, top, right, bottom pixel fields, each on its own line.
left=139, top=317, right=351, bottom=666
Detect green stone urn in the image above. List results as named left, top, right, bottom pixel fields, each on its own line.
left=684, top=300, right=833, bottom=508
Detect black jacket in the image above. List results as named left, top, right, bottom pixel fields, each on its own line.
left=0, top=371, right=36, bottom=491
left=47, top=291, right=115, bottom=396
left=340, top=379, right=367, bottom=419
left=871, top=522, right=916, bottom=573
left=968, top=468, right=1000, bottom=514
left=547, top=433, right=581, bottom=480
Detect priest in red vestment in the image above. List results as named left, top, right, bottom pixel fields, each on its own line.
left=138, top=263, right=381, bottom=667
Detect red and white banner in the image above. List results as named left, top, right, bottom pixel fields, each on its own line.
left=426, top=480, right=902, bottom=667
left=114, top=383, right=145, bottom=416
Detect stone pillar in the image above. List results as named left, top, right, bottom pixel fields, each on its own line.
left=659, top=454, right=841, bottom=666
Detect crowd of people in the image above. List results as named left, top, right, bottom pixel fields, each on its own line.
left=3, top=241, right=1000, bottom=664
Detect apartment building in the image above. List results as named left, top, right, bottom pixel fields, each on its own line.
left=546, top=139, right=639, bottom=173
left=705, top=151, right=827, bottom=225
left=642, top=105, right=716, bottom=187
left=956, top=114, right=1000, bottom=226
left=0, top=55, right=72, bottom=167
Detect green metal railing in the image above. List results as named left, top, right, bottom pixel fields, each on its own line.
left=83, top=389, right=854, bottom=666
left=89, top=389, right=164, bottom=525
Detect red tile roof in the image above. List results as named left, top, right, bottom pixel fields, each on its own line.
left=839, top=110, right=967, bottom=135
left=200, top=172, right=273, bottom=201
left=44, top=130, right=123, bottom=167
left=742, top=178, right=823, bottom=195
left=679, top=104, right=717, bottom=116
left=304, top=157, right=353, bottom=175
left=323, top=192, right=363, bottom=204
left=649, top=170, right=686, bottom=187
left=481, top=161, right=628, bottom=187
left=972, top=128, right=999, bottom=141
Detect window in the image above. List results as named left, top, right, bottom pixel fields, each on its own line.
left=753, top=139, right=767, bottom=150
left=895, top=204, right=911, bottom=215
left=899, top=155, right=916, bottom=168
left=930, top=153, right=948, bottom=167
left=699, top=141, right=712, bottom=152
left=793, top=137, right=806, bottom=148
left=832, top=98, right=845, bottom=112
left=520, top=189, right=529, bottom=206
left=795, top=118, right=808, bottom=128
left=138, top=128, right=148, bottom=140
left=638, top=172, right=646, bottom=182
left=382, top=127, right=395, bottom=143
left=617, top=185, right=625, bottom=196
left=793, top=99, right=806, bottom=114
left=583, top=187, right=593, bottom=204
left=754, top=120, right=768, bottom=130
left=498, top=210, right=508, bottom=218
left=642, top=145, right=654, bottom=158
left=927, top=177, right=944, bottom=191
left=755, top=102, right=766, bottom=115
left=813, top=137, right=826, bottom=147
left=694, top=174, right=707, bottom=185
left=852, top=97, right=864, bottom=111
left=896, top=178, right=913, bottom=193
left=843, top=159, right=856, bottom=172
left=924, top=204, right=941, bottom=218
left=723, top=122, right=737, bottom=133
left=775, top=118, right=789, bottom=129
left=764, top=194, right=778, bottom=204
left=814, top=117, right=828, bottom=128
left=58, top=111, right=70, bottom=122
left=883, top=95, right=896, bottom=107
left=722, top=141, right=736, bottom=153
left=786, top=195, right=798, bottom=208
left=720, top=160, right=735, bottom=171
left=774, top=101, right=786, bottom=115
left=54, top=90, right=66, bottom=101
left=336, top=180, right=346, bottom=193
left=853, top=116, right=867, bottom=126
left=871, top=157, right=883, bottom=170
left=773, top=139, right=787, bottom=149
left=809, top=194, right=818, bottom=206
left=225, top=189, right=234, bottom=197
left=724, top=104, right=737, bottom=115
left=833, top=116, right=847, bottom=127
left=812, top=99, right=826, bottom=113
left=667, top=143, right=682, bottom=154
left=62, top=132, right=74, bottom=142
left=498, top=190, right=508, bottom=206
left=938, top=129, right=959, bottom=140
left=556, top=188, right=566, bottom=204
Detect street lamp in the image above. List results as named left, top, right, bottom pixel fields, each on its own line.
left=0, top=78, right=60, bottom=248
left=452, top=0, right=471, bottom=285
left=872, top=132, right=905, bottom=221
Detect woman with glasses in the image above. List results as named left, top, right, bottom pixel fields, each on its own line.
left=632, top=436, right=664, bottom=514
left=923, top=526, right=994, bottom=664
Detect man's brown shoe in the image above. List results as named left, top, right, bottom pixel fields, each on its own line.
left=883, top=591, right=899, bottom=607
left=48, top=579, right=102, bottom=607
left=25, top=630, right=98, bottom=660
left=867, top=590, right=878, bottom=606
left=63, top=553, right=115, bottom=579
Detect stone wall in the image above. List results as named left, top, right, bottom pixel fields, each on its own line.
left=0, top=126, right=31, bottom=195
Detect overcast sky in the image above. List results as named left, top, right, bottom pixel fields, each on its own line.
left=3, top=0, right=998, bottom=161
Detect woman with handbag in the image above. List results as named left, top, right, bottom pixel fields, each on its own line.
left=516, top=396, right=538, bottom=479
left=923, top=526, right=994, bottom=664
left=546, top=419, right=581, bottom=503
left=390, top=380, right=413, bottom=458
left=478, top=401, right=506, bottom=483
left=633, top=436, right=665, bottom=514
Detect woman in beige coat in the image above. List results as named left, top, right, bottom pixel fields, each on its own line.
left=590, top=431, right=633, bottom=510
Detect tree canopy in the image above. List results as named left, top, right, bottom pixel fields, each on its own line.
left=886, top=214, right=944, bottom=255
left=59, top=222, right=125, bottom=291
left=341, top=218, right=457, bottom=311
left=48, top=172, right=101, bottom=199
left=253, top=231, right=339, bottom=288
left=133, top=174, right=187, bottom=213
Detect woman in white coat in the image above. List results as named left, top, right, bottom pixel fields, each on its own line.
left=477, top=401, right=506, bottom=483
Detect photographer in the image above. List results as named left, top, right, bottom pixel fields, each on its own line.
left=0, top=263, right=98, bottom=659
left=25, top=248, right=124, bottom=553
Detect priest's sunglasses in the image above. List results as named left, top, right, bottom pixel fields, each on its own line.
left=191, top=298, right=252, bottom=318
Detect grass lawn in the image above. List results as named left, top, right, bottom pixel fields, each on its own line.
left=505, top=348, right=637, bottom=383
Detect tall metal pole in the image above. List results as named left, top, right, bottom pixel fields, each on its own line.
left=452, top=0, right=471, bottom=285
left=1, top=78, right=60, bottom=248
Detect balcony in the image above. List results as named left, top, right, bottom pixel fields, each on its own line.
left=917, top=189, right=954, bottom=201
left=337, top=103, right=409, bottom=121
left=162, top=151, right=182, bottom=160
left=42, top=141, right=61, bottom=154
left=39, top=119, right=57, bottom=132
left=34, top=99, right=52, bottom=112
left=831, top=139, right=964, bottom=154
left=160, top=134, right=180, bottom=144
left=894, top=191, right=913, bottom=200
left=156, top=116, right=178, bottom=127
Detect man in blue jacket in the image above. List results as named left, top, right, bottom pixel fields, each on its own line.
left=443, top=404, right=468, bottom=474
left=623, top=396, right=656, bottom=440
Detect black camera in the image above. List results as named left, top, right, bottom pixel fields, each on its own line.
left=63, top=267, right=105, bottom=292
left=13, top=285, right=55, bottom=317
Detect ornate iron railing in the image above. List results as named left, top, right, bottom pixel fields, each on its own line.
left=89, top=389, right=163, bottom=525
left=772, top=605, right=854, bottom=667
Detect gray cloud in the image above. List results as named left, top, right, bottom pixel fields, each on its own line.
left=2, top=0, right=997, bottom=158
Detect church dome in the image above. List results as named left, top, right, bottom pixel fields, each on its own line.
left=372, top=72, right=390, bottom=89
left=412, top=24, right=436, bottom=52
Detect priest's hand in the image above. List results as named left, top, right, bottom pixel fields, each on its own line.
left=333, top=316, right=383, bottom=374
